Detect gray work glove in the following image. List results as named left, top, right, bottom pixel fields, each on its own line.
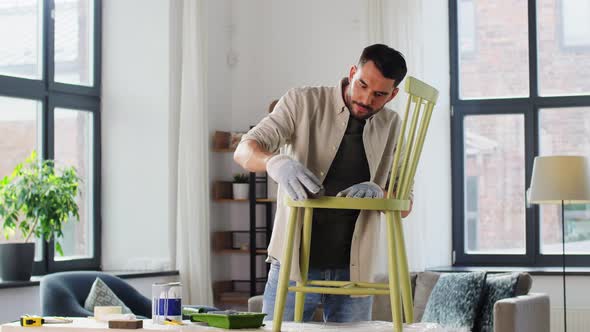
left=336, top=181, right=384, bottom=198
left=266, top=155, right=322, bottom=201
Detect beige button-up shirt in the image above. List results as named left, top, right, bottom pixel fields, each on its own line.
left=241, top=78, right=403, bottom=283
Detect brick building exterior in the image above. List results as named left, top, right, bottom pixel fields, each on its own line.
left=461, top=0, right=590, bottom=253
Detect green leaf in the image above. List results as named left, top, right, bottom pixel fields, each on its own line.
left=55, top=241, right=63, bottom=256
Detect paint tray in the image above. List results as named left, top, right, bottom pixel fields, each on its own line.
left=189, top=310, right=266, bottom=329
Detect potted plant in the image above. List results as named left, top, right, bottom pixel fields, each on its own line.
left=232, top=173, right=249, bottom=200
left=0, top=151, right=80, bottom=281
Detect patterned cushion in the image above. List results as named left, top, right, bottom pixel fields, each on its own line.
left=475, top=273, right=519, bottom=332
left=84, top=277, right=132, bottom=313
left=421, top=272, right=486, bottom=330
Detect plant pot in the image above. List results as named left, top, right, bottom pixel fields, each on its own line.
left=0, top=242, right=35, bottom=281
left=232, top=183, right=249, bottom=200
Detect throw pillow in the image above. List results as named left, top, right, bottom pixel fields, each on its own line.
left=413, top=272, right=441, bottom=322
left=475, top=272, right=519, bottom=332
left=421, top=272, right=486, bottom=330
left=371, top=273, right=418, bottom=322
left=514, top=272, right=532, bottom=296
left=84, top=277, right=132, bottom=314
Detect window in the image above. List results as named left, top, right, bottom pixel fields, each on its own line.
left=541, top=0, right=590, bottom=95
left=457, top=0, right=529, bottom=100
left=0, top=1, right=43, bottom=79
left=451, top=0, right=590, bottom=267
left=463, top=114, right=526, bottom=255
left=0, top=0, right=101, bottom=274
left=539, top=107, right=590, bottom=255
left=560, top=0, right=590, bottom=49
left=53, top=108, right=94, bottom=260
left=54, top=0, right=95, bottom=86
left=458, top=0, right=476, bottom=55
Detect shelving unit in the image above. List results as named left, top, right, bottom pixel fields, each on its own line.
left=212, top=230, right=268, bottom=254
left=211, top=131, right=275, bottom=309
left=247, top=171, right=274, bottom=296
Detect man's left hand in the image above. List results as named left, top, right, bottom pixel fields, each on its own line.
left=337, top=182, right=413, bottom=218
left=336, top=182, right=384, bottom=198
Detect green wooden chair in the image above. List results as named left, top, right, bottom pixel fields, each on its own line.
left=271, top=76, right=439, bottom=332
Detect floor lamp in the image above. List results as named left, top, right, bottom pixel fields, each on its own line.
left=528, top=156, right=590, bottom=332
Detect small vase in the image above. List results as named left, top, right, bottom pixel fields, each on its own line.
left=232, top=183, right=249, bottom=200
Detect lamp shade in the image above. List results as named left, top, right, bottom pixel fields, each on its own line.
left=528, top=156, right=590, bottom=204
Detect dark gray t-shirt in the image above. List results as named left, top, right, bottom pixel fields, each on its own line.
left=309, top=114, right=370, bottom=269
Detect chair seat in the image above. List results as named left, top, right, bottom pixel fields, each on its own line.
left=286, top=196, right=411, bottom=211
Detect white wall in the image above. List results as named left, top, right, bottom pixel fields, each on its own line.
left=0, top=275, right=178, bottom=324
left=531, top=275, right=590, bottom=332
left=101, top=0, right=175, bottom=271
left=532, top=275, right=590, bottom=309
left=229, top=0, right=363, bottom=131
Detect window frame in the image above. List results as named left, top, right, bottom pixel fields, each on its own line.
left=450, top=0, right=590, bottom=267
left=0, top=0, right=102, bottom=275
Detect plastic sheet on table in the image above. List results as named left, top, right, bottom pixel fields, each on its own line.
left=256, top=321, right=470, bottom=332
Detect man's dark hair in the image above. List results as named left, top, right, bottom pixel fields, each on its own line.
left=358, top=44, right=407, bottom=87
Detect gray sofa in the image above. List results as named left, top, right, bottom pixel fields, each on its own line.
left=248, top=272, right=550, bottom=332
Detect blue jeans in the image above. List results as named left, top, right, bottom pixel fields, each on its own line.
left=261, top=262, right=373, bottom=322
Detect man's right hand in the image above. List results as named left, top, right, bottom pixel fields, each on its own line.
left=266, top=155, right=322, bottom=201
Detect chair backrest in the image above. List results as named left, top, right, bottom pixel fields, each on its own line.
left=386, top=76, right=439, bottom=200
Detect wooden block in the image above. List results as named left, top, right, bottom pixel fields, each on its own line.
left=108, top=319, right=143, bottom=329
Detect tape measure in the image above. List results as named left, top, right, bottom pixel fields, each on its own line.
left=20, top=315, right=73, bottom=327
left=20, top=316, right=44, bottom=327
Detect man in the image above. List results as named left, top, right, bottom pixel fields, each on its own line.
left=234, top=44, right=412, bottom=322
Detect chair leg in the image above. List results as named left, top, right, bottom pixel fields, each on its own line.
left=385, top=211, right=403, bottom=332
left=273, top=207, right=299, bottom=332
left=294, top=207, right=313, bottom=322
left=393, top=210, right=414, bottom=323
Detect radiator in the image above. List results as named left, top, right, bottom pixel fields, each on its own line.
left=550, top=308, right=590, bottom=332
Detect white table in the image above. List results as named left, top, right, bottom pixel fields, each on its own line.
left=1, top=318, right=454, bottom=332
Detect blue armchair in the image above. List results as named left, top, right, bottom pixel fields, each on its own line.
left=40, top=271, right=152, bottom=318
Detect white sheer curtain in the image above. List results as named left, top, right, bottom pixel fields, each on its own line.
left=367, top=0, right=452, bottom=273
left=175, top=0, right=213, bottom=305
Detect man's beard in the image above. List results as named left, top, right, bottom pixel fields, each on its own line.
left=350, top=100, right=383, bottom=120
left=345, top=86, right=383, bottom=120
